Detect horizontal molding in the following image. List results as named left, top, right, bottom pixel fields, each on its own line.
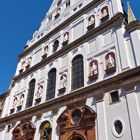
left=13, top=12, right=124, bottom=82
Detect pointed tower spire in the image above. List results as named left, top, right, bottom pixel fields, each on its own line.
left=127, top=2, right=136, bottom=24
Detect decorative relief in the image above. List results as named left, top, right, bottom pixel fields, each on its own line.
left=87, top=15, right=95, bottom=30
left=58, top=73, right=67, bottom=94
left=62, top=32, right=69, bottom=46
left=88, top=59, right=98, bottom=80
left=105, top=52, right=116, bottom=74
left=100, top=6, right=109, bottom=23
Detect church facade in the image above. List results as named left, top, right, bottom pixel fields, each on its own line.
left=0, top=0, right=140, bottom=140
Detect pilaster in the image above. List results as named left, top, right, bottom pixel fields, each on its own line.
left=126, top=21, right=140, bottom=66
left=124, top=85, right=140, bottom=140
left=96, top=94, right=108, bottom=140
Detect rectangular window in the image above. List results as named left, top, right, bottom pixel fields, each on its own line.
left=110, top=91, right=119, bottom=104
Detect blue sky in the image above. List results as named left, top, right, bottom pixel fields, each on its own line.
left=0, top=0, right=139, bottom=94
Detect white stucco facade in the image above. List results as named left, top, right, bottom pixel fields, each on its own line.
left=0, top=0, right=140, bottom=140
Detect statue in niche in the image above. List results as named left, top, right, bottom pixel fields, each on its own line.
left=43, top=46, right=48, bottom=55
left=101, top=6, right=109, bottom=22
left=88, top=15, right=95, bottom=27
left=36, top=85, right=43, bottom=99
left=59, top=74, right=67, bottom=93
left=88, top=60, right=98, bottom=80
left=55, top=8, right=61, bottom=19
left=62, top=32, right=69, bottom=46
left=18, top=94, right=24, bottom=106
left=26, top=56, right=32, bottom=69
left=106, top=54, right=115, bottom=69
left=63, top=32, right=69, bottom=42
left=89, top=62, right=97, bottom=76
left=12, top=97, right=18, bottom=108
left=20, top=61, right=26, bottom=73
left=42, top=46, right=48, bottom=59
left=105, top=52, right=116, bottom=74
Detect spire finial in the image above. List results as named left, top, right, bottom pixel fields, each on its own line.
left=127, top=2, right=136, bottom=23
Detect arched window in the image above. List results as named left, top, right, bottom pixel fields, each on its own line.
left=26, top=79, right=36, bottom=108
left=71, top=55, right=84, bottom=90
left=53, top=40, right=59, bottom=53
left=40, top=121, right=52, bottom=140
left=46, top=69, right=56, bottom=100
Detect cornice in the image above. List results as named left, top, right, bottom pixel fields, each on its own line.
left=126, top=20, right=140, bottom=33
left=18, top=0, right=106, bottom=59
left=13, top=12, right=124, bottom=82
left=1, top=66, right=140, bottom=125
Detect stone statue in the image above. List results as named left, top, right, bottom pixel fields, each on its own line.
left=101, top=7, right=108, bottom=18
left=12, top=97, right=18, bottom=108
left=89, top=62, right=98, bottom=76
left=59, top=74, right=67, bottom=89
left=43, top=46, right=48, bottom=56
left=36, top=85, right=43, bottom=99
left=28, top=57, right=32, bottom=66
left=88, top=15, right=95, bottom=26
left=106, top=54, right=115, bottom=68
left=63, top=32, right=69, bottom=42
left=21, top=61, right=26, bottom=71
left=18, top=94, right=24, bottom=106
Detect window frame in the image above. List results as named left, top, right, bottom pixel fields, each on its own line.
left=26, top=79, right=36, bottom=108
left=46, top=69, right=57, bottom=100
left=71, top=55, right=84, bottom=90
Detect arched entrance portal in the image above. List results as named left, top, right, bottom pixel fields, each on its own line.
left=57, top=101, right=96, bottom=140
left=12, top=121, right=36, bottom=140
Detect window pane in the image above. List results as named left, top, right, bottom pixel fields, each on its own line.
left=46, top=69, right=56, bottom=100
left=72, top=55, right=84, bottom=90
left=26, top=79, right=36, bottom=108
